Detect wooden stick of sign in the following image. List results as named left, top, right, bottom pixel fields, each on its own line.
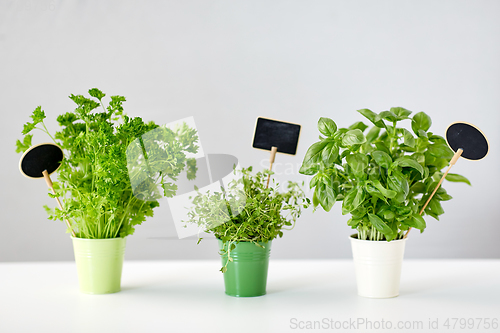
left=418, top=149, right=462, bottom=216
left=19, top=143, right=76, bottom=237
left=404, top=122, right=489, bottom=239
left=252, top=117, right=302, bottom=189
left=266, top=147, right=278, bottom=188
left=42, top=170, right=76, bottom=237
left=403, top=149, right=462, bottom=239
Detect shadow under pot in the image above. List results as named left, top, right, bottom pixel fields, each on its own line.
left=218, top=239, right=272, bottom=297
left=350, top=234, right=407, bottom=298
left=71, top=237, right=126, bottom=294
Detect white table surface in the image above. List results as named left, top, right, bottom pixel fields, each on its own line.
left=0, top=260, right=499, bottom=333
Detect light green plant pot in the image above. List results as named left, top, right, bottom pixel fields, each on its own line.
left=219, top=240, right=272, bottom=297
left=71, top=237, right=126, bottom=294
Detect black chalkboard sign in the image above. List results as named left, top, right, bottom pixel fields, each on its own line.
left=19, top=143, right=64, bottom=178
left=446, top=122, right=489, bottom=161
left=252, top=117, right=301, bottom=155
left=405, top=121, right=488, bottom=240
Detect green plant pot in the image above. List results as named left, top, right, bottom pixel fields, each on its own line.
left=71, top=237, right=126, bottom=294
left=218, top=239, right=272, bottom=297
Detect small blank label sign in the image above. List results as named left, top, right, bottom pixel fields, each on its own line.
left=252, top=118, right=301, bottom=155
left=446, top=122, right=489, bottom=161
left=19, top=143, right=64, bottom=178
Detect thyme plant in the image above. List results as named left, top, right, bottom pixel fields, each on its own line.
left=185, top=167, right=310, bottom=272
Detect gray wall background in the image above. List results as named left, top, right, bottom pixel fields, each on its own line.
left=1, top=0, right=498, bottom=261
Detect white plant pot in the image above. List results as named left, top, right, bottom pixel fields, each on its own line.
left=350, top=234, right=407, bottom=298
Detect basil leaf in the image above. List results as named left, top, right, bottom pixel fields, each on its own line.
left=340, top=149, right=351, bottom=160
left=410, top=182, right=426, bottom=193
left=391, top=107, right=412, bottom=120
left=318, top=117, right=337, bottom=137
left=312, top=190, right=320, bottom=207
left=401, top=128, right=415, bottom=148
left=348, top=121, right=368, bottom=132
left=346, top=153, right=369, bottom=178
left=309, top=173, right=322, bottom=189
left=351, top=205, right=367, bottom=219
left=428, top=198, right=444, bottom=216
left=352, top=187, right=366, bottom=210
left=342, top=129, right=366, bottom=146
left=365, top=182, right=388, bottom=203
left=366, top=126, right=380, bottom=143
left=371, top=180, right=397, bottom=199
left=315, top=182, right=336, bottom=212
left=300, top=140, right=329, bottom=168
left=347, top=217, right=362, bottom=227
left=404, top=215, right=426, bottom=232
left=342, top=187, right=365, bottom=214
left=321, top=142, right=339, bottom=165
left=373, top=142, right=390, bottom=155
left=368, top=213, right=393, bottom=238
left=394, top=157, right=424, bottom=176
left=371, top=150, right=392, bottom=169
left=412, top=152, right=425, bottom=164
left=427, top=143, right=454, bottom=159
left=436, top=191, right=453, bottom=201
left=417, top=129, right=427, bottom=138
left=299, top=162, right=320, bottom=176
left=396, top=205, right=412, bottom=217
left=378, top=110, right=397, bottom=123
left=445, top=173, right=471, bottom=186
left=380, top=207, right=395, bottom=220
left=387, top=171, right=409, bottom=198
left=357, top=109, right=386, bottom=128
left=428, top=134, right=447, bottom=145
left=411, top=111, right=432, bottom=136
left=333, top=128, right=348, bottom=140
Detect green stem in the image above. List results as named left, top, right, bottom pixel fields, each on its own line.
left=113, top=194, right=136, bottom=238
left=389, top=121, right=398, bottom=156
left=41, top=122, right=57, bottom=143
left=99, top=99, right=106, bottom=113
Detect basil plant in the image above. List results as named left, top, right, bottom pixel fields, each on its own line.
left=299, top=108, right=470, bottom=241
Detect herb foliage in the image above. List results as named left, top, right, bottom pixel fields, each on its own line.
left=299, top=108, right=470, bottom=241
left=16, top=88, right=198, bottom=238
left=185, top=167, right=310, bottom=272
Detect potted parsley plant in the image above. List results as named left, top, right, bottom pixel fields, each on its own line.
left=16, top=88, right=199, bottom=294
left=185, top=167, right=309, bottom=297
left=299, top=107, right=470, bottom=298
